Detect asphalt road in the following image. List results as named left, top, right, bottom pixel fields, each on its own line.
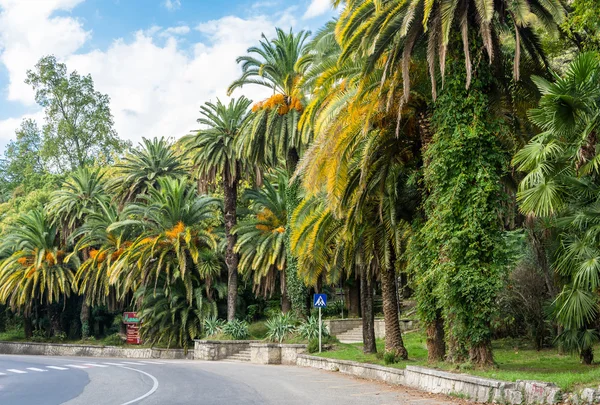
left=0, top=354, right=457, bottom=405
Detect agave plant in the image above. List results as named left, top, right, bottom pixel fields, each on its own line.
left=265, top=312, right=297, bottom=343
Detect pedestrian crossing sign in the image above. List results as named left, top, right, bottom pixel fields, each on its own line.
left=313, top=294, right=327, bottom=308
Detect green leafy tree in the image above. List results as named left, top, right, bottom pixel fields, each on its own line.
left=182, top=97, right=252, bottom=321
left=0, top=119, right=48, bottom=199
left=26, top=55, right=126, bottom=172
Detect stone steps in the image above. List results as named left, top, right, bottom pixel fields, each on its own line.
left=225, top=348, right=251, bottom=362
left=337, top=326, right=363, bottom=343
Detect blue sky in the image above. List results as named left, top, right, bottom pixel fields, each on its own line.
left=0, top=0, right=335, bottom=151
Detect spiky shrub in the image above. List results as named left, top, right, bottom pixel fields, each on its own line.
left=222, top=319, right=249, bottom=340
left=266, top=312, right=297, bottom=343
left=203, top=316, right=225, bottom=337
left=297, top=316, right=329, bottom=341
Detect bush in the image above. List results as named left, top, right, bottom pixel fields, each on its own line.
left=103, top=333, right=124, bottom=346
left=222, top=319, right=249, bottom=340
left=297, top=316, right=329, bottom=340
left=383, top=351, right=398, bottom=365
left=203, top=316, right=225, bottom=337
left=307, top=338, right=319, bottom=353
left=248, top=321, right=268, bottom=339
left=266, top=312, right=297, bottom=343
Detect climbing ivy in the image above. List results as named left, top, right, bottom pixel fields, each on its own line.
left=411, top=51, right=509, bottom=365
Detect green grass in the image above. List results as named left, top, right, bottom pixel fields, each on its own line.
left=315, top=333, right=600, bottom=391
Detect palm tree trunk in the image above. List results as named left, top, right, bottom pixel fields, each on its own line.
left=80, top=298, right=90, bottom=339
left=426, top=311, right=445, bottom=362
left=48, top=304, right=63, bottom=337
left=223, top=176, right=239, bottom=322
left=24, top=315, right=33, bottom=339
left=284, top=146, right=307, bottom=314
left=581, top=347, right=594, bottom=365
left=280, top=269, right=291, bottom=313
left=360, top=263, right=376, bottom=354
left=348, top=280, right=360, bottom=317
left=381, top=256, right=408, bottom=359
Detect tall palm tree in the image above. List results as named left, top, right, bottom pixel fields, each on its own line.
left=181, top=96, right=252, bottom=321
left=0, top=210, right=77, bottom=336
left=332, top=0, right=565, bottom=365
left=514, top=52, right=600, bottom=364
left=47, top=167, right=107, bottom=337
left=108, top=137, right=186, bottom=203
left=228, top=28, right=313, bottom=313
left=234, top=171, right=290, bottom=310
left=109, top=177, right=220, bottom=302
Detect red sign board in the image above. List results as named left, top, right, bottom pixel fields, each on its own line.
left=123, top=312, right=141, bottom=344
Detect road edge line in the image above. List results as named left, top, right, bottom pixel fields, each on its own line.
left=118, top=366, right=159, bottom=405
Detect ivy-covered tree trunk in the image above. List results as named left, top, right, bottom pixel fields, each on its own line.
left=284, top=147, right=308, bottom=315
left=426, top=311, right=445, bottom=362
left=223, top=174, right=239, bottom=322
left=419, top=44, right=508, bottom=366
left=381, top=253, right=407, bottom=359
left=360, top=263, right=376, bottom=353
left=48, top=304, right=63, bottom=337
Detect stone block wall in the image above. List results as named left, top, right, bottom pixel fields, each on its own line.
left=325, top=318, right=417, bottom=339
left=249, top=343, right=306, bottom=365
left=193, top=340, right=259, bottom=361
left=0, top=341, right=192, bottom=359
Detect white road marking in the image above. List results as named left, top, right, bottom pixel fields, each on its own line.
left=26, top=368, right=47, bottom=372
left=7, top=369, right=27, bottom=374
left=65, top=364, right=89, bottom=369
left=0, top=372, right=6, bottom=375
left=120, top=362, right=145, bottom=365
left=83, top=363, right=109, bottom=368
left=46, top=366, right=68, bottom=370
left=119, top=366, right=159, bottom=405
left=102, top=362, right=125, bottom=366
left=139, top=361, right=165, bottom=364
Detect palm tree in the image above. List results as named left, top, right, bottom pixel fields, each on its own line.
left=229, top=27, right=313, bottom=313
left=181, top=96, right=252, bottom=321
left=332, top=0, right=566, bottom=365
left=109, top=177, right=220, bottom=302
left=108, top=137, right=186, bottom=203
left=47, top=167, right=107, bottom=337
left=135, top=272, right=226, bottom=352
left=514, top=52, right=600, bottom=364
left=0, top=210, right=77, bottom=337
left=70, top=200, right=132, bottom=310
left=234, top=171, right=290, bottom=310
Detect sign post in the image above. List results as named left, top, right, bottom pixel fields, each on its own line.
left=123, top=312, right=141, bottom=345
left=313, top=294, right=327, bottom=353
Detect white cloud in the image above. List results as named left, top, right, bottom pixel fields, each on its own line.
left=160, top=25, right=190, bottom=37
left=0, top=0, right=90, bottom=105
left=0, top=1, right=301, bottom=148
left=303, top=0, right=331, bottom=19
left=163, top=0, right=181, bottom=11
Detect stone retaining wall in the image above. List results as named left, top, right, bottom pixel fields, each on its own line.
left=296, top=355, right=562, bottom=405
left=250, top=343, right=306, bottom=365
left=193, top=340, right=260, bottom=361
left=0, top=341, right=192, bottom=359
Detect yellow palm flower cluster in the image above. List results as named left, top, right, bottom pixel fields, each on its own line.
left=251, top=94, right=303, bottom=115
left=45, top=252, right=56, bottom=266
left=165, top=221, right=185, bottom=239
